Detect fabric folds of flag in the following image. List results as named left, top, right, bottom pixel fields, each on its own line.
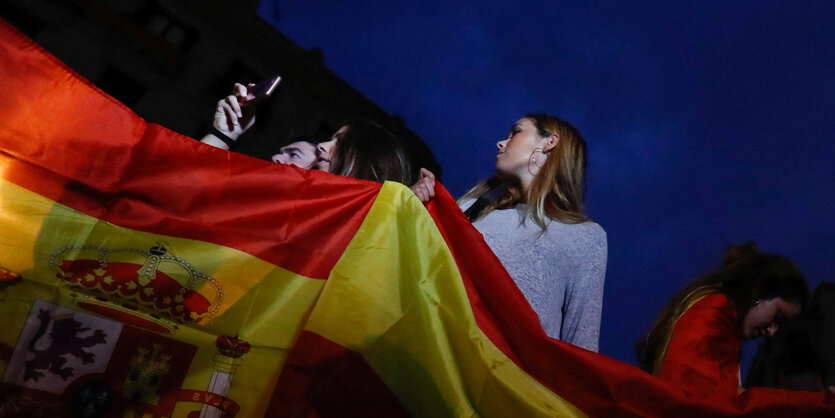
left=0, top=18, right=833, bottom=418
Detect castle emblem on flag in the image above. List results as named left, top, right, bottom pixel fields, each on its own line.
left=123, top=343, right=172, bottom=405
left=49, top=242, right=223, bottom=330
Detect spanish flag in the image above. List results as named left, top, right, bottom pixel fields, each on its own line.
left=0, top=19, right=831, bottom=417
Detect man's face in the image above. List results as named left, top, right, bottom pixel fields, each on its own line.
left=271, top=141, right=319, bottom=169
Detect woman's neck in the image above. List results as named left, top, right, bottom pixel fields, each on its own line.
left=519, top=176, right=533, bottom=195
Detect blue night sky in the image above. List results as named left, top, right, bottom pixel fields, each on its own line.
left=258, top=1, right=835, bottom=368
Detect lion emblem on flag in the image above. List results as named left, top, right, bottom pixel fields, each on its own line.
left=23, top=309, right=107, bottom=382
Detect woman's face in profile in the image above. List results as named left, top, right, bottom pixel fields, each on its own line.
left=741, top=297, right=801, bottom=340
left=494, top=118, right=543, bottom=179
left=315, top=125, right=348, bottom=172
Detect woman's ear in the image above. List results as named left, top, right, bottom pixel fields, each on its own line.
left=543, top=133, right=559, bottom=153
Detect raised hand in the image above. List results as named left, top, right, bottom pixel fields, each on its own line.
left=213, top=83, right=257, bottom=140
left=410, top=168, right=436, bottom=203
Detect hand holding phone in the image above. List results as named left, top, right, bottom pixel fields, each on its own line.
left=242, top=75, right=281, bottom=105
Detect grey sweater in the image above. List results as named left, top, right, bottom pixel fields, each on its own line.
left=461, top=200, right=608, bottom=352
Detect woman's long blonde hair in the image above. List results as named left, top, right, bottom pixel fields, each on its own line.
left=461, top=113, right=588, bottom=229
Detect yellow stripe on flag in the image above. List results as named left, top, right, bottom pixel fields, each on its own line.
left=0, top=176, right=326, bottom=417
left=306, top=182, right=586, bottom=417
left=0, top=164, right=49, bottom=273
left=0, top=176, right=324, bottom=331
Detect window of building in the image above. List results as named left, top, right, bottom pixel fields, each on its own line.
left=133, top=1, right=197, bottom=51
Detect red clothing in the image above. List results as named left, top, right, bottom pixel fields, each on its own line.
left=658, top=293, right=741, bottom=398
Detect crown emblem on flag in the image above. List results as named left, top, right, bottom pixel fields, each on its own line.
left=49, top=243, right=222, bottom=330
left=215, top=335, right=251, bottom=358
left=0, top=264, right=22, bottom=295
left=0, top=264, right=21, bottom=282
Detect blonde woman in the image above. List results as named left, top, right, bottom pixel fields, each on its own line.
left=459, top=114, right=607, bottom=351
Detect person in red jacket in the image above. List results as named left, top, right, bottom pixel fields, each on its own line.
left=636, top=242, right=808, bottom=398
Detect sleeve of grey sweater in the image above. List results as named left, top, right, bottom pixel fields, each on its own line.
left=559, top=224, right=608, bottom=352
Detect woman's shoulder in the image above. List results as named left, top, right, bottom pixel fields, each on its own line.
left=575, top=220, right=606, bottom=239
left=675, top=294, right=739, bottom=349
left=457, top=197, right=476, bottom=211
left=691, top=293, right=734, bottom=312
left=680, top=293, right=737, bottom=331
left=545, top=219, right=607, bottom=247
left=528, top=220, right=608, bottom=270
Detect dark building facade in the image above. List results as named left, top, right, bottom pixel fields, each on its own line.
left=0, top=0, right=439, bottom=174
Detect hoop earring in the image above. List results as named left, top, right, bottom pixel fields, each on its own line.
left=527, top=148, right=546, bottom=176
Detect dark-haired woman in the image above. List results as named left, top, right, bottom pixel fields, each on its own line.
left=315, top=121, right=417, bottom=185
left=636, top=242, right=808, bottom=398
left=458, top=114, right=607, bottom=352
left=202, top=83, right=418, bottom=185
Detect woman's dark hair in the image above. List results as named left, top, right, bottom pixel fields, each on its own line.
left=636, top=242, right=809, bottom=374
left=330, top=120, right=416, bottom=185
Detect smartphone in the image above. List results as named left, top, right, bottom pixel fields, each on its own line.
left=244, top=75, right=281, bottom=104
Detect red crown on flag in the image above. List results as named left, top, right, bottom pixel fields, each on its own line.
left=0, top=264, right=21, bottom=284
left=49, top=242, right=222, bottom=331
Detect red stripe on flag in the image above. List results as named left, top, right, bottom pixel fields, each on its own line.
left=0, top=19, right=378, bottom=279
left=267, top=331, right=410, bottom=417
left=426, top=184, right=835, bottom=417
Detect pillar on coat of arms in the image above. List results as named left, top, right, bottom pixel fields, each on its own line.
left=199, top=336, right=250, bottom=418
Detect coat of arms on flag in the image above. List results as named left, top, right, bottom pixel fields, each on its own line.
left=1, top=300, right=198, bottom=417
